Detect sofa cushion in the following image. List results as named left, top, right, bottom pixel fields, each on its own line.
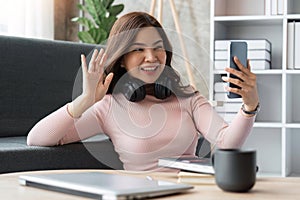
left=0, top=35, right=99, bottom=137
left=0, top=136, right=123, bottom=174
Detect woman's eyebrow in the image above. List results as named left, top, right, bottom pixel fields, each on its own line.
left=131, top=39, right=163, bottom=47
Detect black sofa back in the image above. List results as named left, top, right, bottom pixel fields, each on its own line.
left=0, top=35, right=96, bottom=137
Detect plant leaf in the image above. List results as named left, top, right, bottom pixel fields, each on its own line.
left=85, top=0, right=105, bottom=26
left=103, top=0, right=114, bottom=9
left=89, top=27, right=108, bottom=44
left=101, top=16, right=117, bottom=33
left=78, top=31, right=97, bottom=44
left=73, top=0, right=124, bottom=44
left=108, top=4, right=124, bottom=16
left=77, top=4, right=87, bottom=12
left=71, top=17, right=95, bottom=29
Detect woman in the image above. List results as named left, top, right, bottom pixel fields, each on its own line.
left=27, top=12, right=259, bottom=171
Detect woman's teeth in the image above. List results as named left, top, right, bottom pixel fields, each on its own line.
left=141, top=66, right=158, bottom=71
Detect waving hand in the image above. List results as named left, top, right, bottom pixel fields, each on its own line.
left=68, top=49, right=113, bottom=118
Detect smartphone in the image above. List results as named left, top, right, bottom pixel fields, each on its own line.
left=227, top=41, right=248, bottom=98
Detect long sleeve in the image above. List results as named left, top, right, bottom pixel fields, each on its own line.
left=27, top=97, right=110, bottom=146
left=27, top=104, right=77, bottom=146
left=191, top=93, right=255, bottom=149
left=218, top=110, right=255, bottom=148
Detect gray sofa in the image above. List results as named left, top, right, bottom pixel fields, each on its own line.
left=0, top=35, right=123, bottom=174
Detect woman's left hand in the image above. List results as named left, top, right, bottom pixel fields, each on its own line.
left=222, top=56, right=259, bottom=111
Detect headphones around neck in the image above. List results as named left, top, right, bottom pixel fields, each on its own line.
left=122, top=76, right=172, bottom=102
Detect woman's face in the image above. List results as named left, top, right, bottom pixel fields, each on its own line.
left=122, top=27, right=167, bottom=83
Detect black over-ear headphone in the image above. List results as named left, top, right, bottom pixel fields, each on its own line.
left=123, top=76, right=172, bottom=102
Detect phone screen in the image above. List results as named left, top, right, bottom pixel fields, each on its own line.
left=227, top=41, right=248, bottom=98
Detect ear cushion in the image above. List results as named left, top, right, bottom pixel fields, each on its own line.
left=123, top=78, right=146, bottom=102
left=154, top=76, right=172, bottom=99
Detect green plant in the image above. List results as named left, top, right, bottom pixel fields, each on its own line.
left=71, top=0, right=124, bottom=44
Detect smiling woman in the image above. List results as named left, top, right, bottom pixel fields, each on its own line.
left=27, top=11, right=259, bottom=172
left=0, top=0, right=54, bottom=39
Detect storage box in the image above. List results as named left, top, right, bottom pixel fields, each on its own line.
left=214, top=59, right=271, bottom=70
left=215, top=40, right=271, bottom=51
left=214, top=49, right=271, bottom=61
left=214, top=39, right=272, bottom=70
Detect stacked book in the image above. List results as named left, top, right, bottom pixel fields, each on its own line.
left=287, top=21, right=300, bottom=69
left=214, top=39, right=272, bottom=70
left=214, top=81, right=242, bottom=123
left=265, top=0, right=284, bottom=15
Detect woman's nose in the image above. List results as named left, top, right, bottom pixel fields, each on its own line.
left=144, top=49, right=157, bottom=62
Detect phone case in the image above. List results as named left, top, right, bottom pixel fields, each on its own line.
left=227, top=41, right=248, bottom=98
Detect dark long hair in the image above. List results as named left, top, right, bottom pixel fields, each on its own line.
left=104, top=11, right=196, bottom=97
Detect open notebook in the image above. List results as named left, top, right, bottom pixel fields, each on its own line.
left=19, top=172, right=193, bottom=199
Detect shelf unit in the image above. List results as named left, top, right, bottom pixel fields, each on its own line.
left=210, top=0, right=300, bottom=177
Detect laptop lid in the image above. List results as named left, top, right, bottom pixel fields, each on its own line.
left=19, top=172, right=193, bottom=199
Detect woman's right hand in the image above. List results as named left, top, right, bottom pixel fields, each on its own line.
left=81, top=48, right=113, bottom=103
left=68, top=49, right=114, bottom=118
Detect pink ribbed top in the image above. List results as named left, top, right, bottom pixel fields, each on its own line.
left=27, top=92, right=255, bottom=171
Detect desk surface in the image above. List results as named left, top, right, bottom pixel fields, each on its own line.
left=1, top=169, right=300, bottom=200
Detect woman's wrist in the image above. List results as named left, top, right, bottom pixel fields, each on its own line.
left=241, top=103, right=260, bottom=116
left=69, top=94, right=95, bottom=118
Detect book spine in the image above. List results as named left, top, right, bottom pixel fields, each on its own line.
left=265, top=0, right=271, bottom=15
left=271, top=0, right=277, bottom=15
left=287, top=21, right=295, bottom=69
left=295, top=22, right=300, bottom=69
left=277, top=0, right=284, bottom=15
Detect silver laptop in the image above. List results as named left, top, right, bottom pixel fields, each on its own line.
left=19, top=172, right=193, bottom=199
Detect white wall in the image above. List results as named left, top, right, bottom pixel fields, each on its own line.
left=114, top=0, right=211, bottom=97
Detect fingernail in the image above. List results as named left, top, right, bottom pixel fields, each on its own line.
left=222, top=76, right=228, bottom=81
